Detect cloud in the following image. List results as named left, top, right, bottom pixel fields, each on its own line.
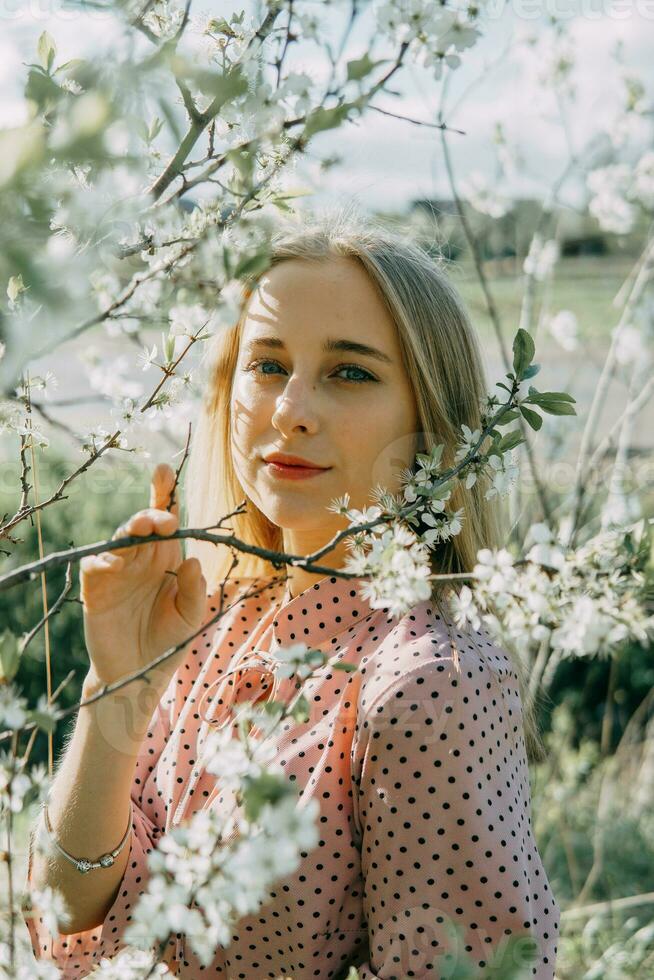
left=1, top=1, right=652, bottom=213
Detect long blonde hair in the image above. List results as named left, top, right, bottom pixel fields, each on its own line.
left=184, top=202, right=544, bottom=760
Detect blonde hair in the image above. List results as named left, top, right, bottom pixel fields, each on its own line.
left=184, top=202, right=545, bottom=761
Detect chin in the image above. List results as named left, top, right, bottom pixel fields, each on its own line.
left=265, top=502, right=329, bottom=527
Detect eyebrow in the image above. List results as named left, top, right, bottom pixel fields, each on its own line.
left=243, top=336, right=393, bottom=365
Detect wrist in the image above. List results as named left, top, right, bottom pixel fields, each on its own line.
left=82, top=667, right=135, bottom=703
left=82, top=668, right=164, bottom=722
left=80, top=670, right=163, bottom=758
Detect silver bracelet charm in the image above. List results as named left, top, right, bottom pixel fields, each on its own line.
left=39, top=799, right=133, bottom=874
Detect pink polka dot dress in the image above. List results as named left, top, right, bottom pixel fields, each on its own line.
left=23, top=573, right=560, bottom=978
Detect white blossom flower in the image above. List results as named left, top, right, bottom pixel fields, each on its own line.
left=612, top=323, right=650, bottom=366
left=587, top=164, right=635, bottom=234
left=346, top=523, right=432, bottom=617
left=462, top=523, right=654, bottom=666
left=450, top=584, right=482, bottom=632
left=169, top=303, right=211, bottom=338
left=454, top=423, right=482, bottom=462
left=295, top=10, right=321, bottom=42
left=633, top=149, right=654, bottom=209
left=474, top=547, right=516, bottom=594
left=546, top=310, right=579, bottom=352
left=124, top=764, right=320, bottom=967
left=0, top=762, right=32, bottom=813
left=137, top=343, right=158, bottom=372
left=523, top=236, right=560, bottom=281
left=91, top=945, right=173, bottom=977
left=22, top=884, right=73, bottom=938
left=589, top=193, right=635, bottom=235
left=326, top=493, right=352, bottom=515
left=459, top=171, right=511, bottom=218
left=419, top=506, right=464, bottom=547
left=525, top=523, right=566, bottom=570
left=142, top=0, right=185, bottom=40
left=551, top=595, right=615, bottom=657
left=60, top=77, right=83, bottom=95
left=341, top=504, right=383, bottom=527
left=601, top=492, right=642, bottom=530
left=484, top=451, right=519, bottom=499
left=0, top=685, right=28, bottom=729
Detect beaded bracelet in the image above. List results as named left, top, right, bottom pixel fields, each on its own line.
left=39, top=799, right=133, bottom=874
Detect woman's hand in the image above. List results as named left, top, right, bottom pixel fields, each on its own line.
left=80, top=462, right=207, bottom=699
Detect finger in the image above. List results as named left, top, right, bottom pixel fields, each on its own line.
left=174, top=557, right=207, bottom=629
left=80, top=552, right=125, bottom=578
left=111, top=513, right=153, bottom=560
left=99, top=552, right=125, bottom=569
left=150, top=462, right=180, bottom=518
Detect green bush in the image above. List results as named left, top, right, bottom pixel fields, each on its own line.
left=1, top=450, right=148, bottom=766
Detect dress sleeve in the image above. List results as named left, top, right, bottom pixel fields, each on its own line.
left=21, top=670, right=180, bottom=977
left=350, top=653, right=560, bottom=980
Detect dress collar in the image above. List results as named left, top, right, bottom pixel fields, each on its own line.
left=267, top=573, right=382, bottom=650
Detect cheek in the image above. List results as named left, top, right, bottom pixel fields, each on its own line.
left=231, top=377, right=273, bottom=439
left=350, top=422, right=418, bottom=492
left=232, top=373, right=266, bottom=407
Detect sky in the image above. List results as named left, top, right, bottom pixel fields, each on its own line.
left=1, top=0, right=653, bottom=213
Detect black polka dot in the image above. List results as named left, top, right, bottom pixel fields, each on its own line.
left=23, top=574, right=559, bottom=977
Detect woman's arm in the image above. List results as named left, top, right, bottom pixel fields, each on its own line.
left=27, top=670, right=168, bottom=933
left=22, top=667, right=178, bottom=975
left=350, top=654, right=561, bottom=979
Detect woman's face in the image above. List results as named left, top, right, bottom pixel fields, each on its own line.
left=230, top=256, right=420, bottom=558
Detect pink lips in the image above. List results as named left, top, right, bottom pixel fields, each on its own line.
left=265, top=460, right=331, bottom=481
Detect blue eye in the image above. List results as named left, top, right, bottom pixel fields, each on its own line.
left=245, top=358, right=378, bottom=384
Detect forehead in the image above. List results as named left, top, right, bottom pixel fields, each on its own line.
left=241, top=256, right=398, bottom=344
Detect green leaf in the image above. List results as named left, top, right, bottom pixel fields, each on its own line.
left=519, top=405, right=542, bottom=430
left=537, top=401, right=577, bottom=416
left=497, top=430, right=524, bottom=452
left=304, top=103, right=353, bottom=139
left=0, top=630, right=21, bottom=683
left=134, top=118, right=150, bottom=143
left=161, top=331, right=176, bottom=364
left=527, top=389, right=576, bottom=404
left=223, top=244, right=233, bottom=279
left=497, top=409, right=521, bottom=423
left=234, top=249, right=272, bottom=280
left=206, top=16, right=237, bottom=37
left=29, top=708, right=57, bottom=734
left=290, top=694, right=310, bottom=723
left=37, top=30, right=56, bottom=73
left=242, top=771, right=290, bottom=822
left=184, top=61, right=249, bottom=105
left=346, top=53, right=384, bottom=82
left=512, top=328, right=535, bottom=378
left=25, top=67, right=62, bottom=111
left=226, top=145, right=255, bottom=181
left=54, top=58, right=85, bottom=76
left=333, top=660, right=359, bottom=673
left=522, top=362, right=540, bottom=379
left=148, top=116, right=164, bottom=141
left=271, top=197, right=293, bottom=212
left=7, top=274, right=27, bottom=303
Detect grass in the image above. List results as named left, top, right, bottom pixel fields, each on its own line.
left=447, top=253, right=636, bottom=347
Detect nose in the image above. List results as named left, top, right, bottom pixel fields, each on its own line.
left=271, top=381, right=320, bottom=435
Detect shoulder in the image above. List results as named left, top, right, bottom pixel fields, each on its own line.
left=352, top=594, right=523, bottom=753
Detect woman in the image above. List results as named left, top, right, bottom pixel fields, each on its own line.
left=23, top=205, right=560, bottom=978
